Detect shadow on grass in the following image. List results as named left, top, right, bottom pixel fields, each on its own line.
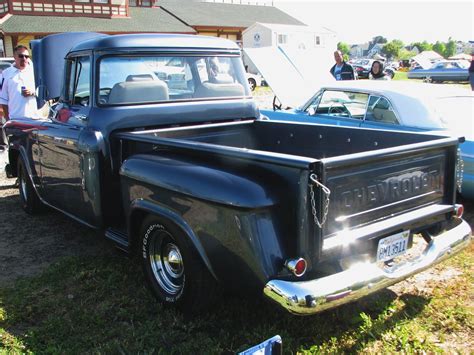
left=0, top=253, right=432, bottom=353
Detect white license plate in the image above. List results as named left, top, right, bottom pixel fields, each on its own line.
left=377, top=231, right=410, bottom=262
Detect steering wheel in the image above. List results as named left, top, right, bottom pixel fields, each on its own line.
left=328, top=104, right=352, bottom=117
left=272, top=95, right=282, bottom=111
left=98, top=87, right=112, bottom=105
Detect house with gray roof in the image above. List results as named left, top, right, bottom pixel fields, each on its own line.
left=0, top=0, right=304, bottom=56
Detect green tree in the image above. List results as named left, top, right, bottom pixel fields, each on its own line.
left=411, top=41, right=432, bottom=52
left=337, top=42, right=350, bottom=61
left=382, top=39, right=404, bottom=59
left=432, top=41, right=446, bottom=57
left=337, top=42, right=350, bottom=56
left=398, top=48, right=416, bottom=60
left=444, top=39, right=456, bottom=58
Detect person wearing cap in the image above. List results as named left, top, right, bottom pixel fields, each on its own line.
left=0, top=45, right=38, bottom=121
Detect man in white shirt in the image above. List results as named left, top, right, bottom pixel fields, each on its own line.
left=0, top=45, right=38, bottom=120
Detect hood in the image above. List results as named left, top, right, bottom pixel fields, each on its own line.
left=244, top=46, right=334, bottom=108
left=31, top=32, right=107, bottom=103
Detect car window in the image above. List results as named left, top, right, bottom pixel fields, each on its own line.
left=99, top=55, right=249, bottom=105
left=66, top=56, right=91, bottom=106
left=365, top=96, right=399, bottom=125
left=314, top=90, right=369, bottom=120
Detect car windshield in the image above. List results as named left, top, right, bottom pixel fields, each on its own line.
left=98, top=55, right=249, bottom=105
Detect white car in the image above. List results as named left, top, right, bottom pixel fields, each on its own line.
left=246, top=72, right=262, bottom=91
left=262, top=80, right=474, bottom=198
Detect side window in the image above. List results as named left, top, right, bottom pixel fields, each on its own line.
left=66, top=56, right=91, bottom=106
left=365, top=96, right=399, bottom=124
left=315, top=90, right=369, bottom=119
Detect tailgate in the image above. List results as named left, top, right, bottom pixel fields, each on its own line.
left=318, top=137, right=459, bottom=239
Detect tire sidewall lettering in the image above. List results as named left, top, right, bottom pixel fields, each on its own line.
left=142, top=223, right=164, bottom=259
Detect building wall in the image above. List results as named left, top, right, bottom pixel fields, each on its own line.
left=4, top=36, right=13, bottom=57
left=242, top=24, right=273, bottom=48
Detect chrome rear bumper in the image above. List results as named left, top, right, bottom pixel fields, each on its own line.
left=264, top=219, right=472, bottom=315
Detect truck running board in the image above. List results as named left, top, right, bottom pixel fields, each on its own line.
left=105, top=228, right=130, bottom=253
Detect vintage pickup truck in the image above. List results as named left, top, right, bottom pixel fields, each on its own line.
left=4, top=33, right=471, bottom=315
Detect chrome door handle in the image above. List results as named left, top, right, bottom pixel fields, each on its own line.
left=75, top=114, right=88, bottom=122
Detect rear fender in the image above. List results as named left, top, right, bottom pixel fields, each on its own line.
left=120, top=154, right=278, bottom=209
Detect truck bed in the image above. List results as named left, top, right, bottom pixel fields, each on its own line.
left=116, top=119, right=459, bottom=264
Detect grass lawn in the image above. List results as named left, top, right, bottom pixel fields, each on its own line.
left=0, top=244, right=472, bottom=353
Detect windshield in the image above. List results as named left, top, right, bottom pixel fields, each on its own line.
left=98, top=55, right=249, bottom=105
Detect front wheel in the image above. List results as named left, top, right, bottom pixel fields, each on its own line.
left=17, top=158, right=43, bottom=214
left=140, top=216, right=218, bottom=313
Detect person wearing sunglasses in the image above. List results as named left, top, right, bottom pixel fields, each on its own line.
left=0, top=44, right=38, bottom=123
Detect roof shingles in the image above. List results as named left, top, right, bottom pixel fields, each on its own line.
left=159, top=0, right=305, bottom=28
left=0, top=7, right=196, bottom=34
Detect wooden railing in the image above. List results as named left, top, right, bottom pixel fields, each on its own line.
left=0, top=0, right=129, bottom=18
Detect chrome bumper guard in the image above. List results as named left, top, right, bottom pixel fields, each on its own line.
left=264, top=219, right=472, bottom=315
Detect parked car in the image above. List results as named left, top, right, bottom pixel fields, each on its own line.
left=407, top=60, right=469, bottom=82
left=246, top=72, right=262, bottom=91
left=351, top=58, right=395, bottom=79
left=351, top=59, right=373, bottom=79
left=0, top=61, right=11, bottom=73
left=261, top=80, right=474, bottom=198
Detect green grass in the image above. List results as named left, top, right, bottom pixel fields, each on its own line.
left=1, top=244, right=472, bottom=353
left=393, top=71, right=408, bottom=81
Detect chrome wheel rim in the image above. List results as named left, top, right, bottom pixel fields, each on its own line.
left=149, top=231, right=184, bottom=295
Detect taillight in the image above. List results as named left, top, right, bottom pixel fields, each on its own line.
left=454, top=204, right=464, bottom=218
left=285, top=258, right=307, bottom=277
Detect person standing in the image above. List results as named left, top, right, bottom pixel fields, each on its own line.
left=330, top=50, right=356, bottom=80
left=469, top=53, right=474, bottom=91
left=0, top=45, right=38, bottom=121
left=369, top=60, right=390, bottom=80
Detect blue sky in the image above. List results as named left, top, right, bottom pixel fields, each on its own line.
left=274, top=0, right=473, bottom=44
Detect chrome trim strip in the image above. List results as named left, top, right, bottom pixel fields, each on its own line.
left=264, top=220, right=471, bottom=315
left=324, top=203, right=453, bottom=250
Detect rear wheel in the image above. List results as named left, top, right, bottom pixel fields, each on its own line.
left=17, top=158, right=42, bottom=214
left=140, top=215, right=218, bottom=313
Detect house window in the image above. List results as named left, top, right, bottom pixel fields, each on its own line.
left=278, top=34, right=287, bottom=45
left=315, top=36, right=321, bottom=46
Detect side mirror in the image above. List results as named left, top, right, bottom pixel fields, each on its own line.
left=308, top=106, right=316, bottom=116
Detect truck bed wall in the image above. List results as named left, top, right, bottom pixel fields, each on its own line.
left=135, top=120, right=444, bottom=160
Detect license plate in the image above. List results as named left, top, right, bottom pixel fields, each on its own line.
left=377, top=231, right=409, bottom=262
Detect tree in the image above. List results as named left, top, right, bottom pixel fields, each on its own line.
left=432, top=41, right=446, bottom=57
left=382, top=39, right=404, bottom=59
left=411, top=41, right=432, bottom=52
left=337, top=42, right=350, bottom=61
left=444, top=39, right=456, bottom=58
left=337, top=42, right=350, bottom=56
left=372, top=36, right=388, bottom=44
left=398, top=48, right=416, bottom=60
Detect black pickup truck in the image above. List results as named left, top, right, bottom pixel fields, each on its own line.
left=4, top=33, right=471, bottom=315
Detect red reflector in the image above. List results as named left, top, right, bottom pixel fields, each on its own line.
left=295, top=260, right=307, bottom=276
left=285, top=258, right=307, bottom=277
left=455, top=204, right=464, bottom=218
